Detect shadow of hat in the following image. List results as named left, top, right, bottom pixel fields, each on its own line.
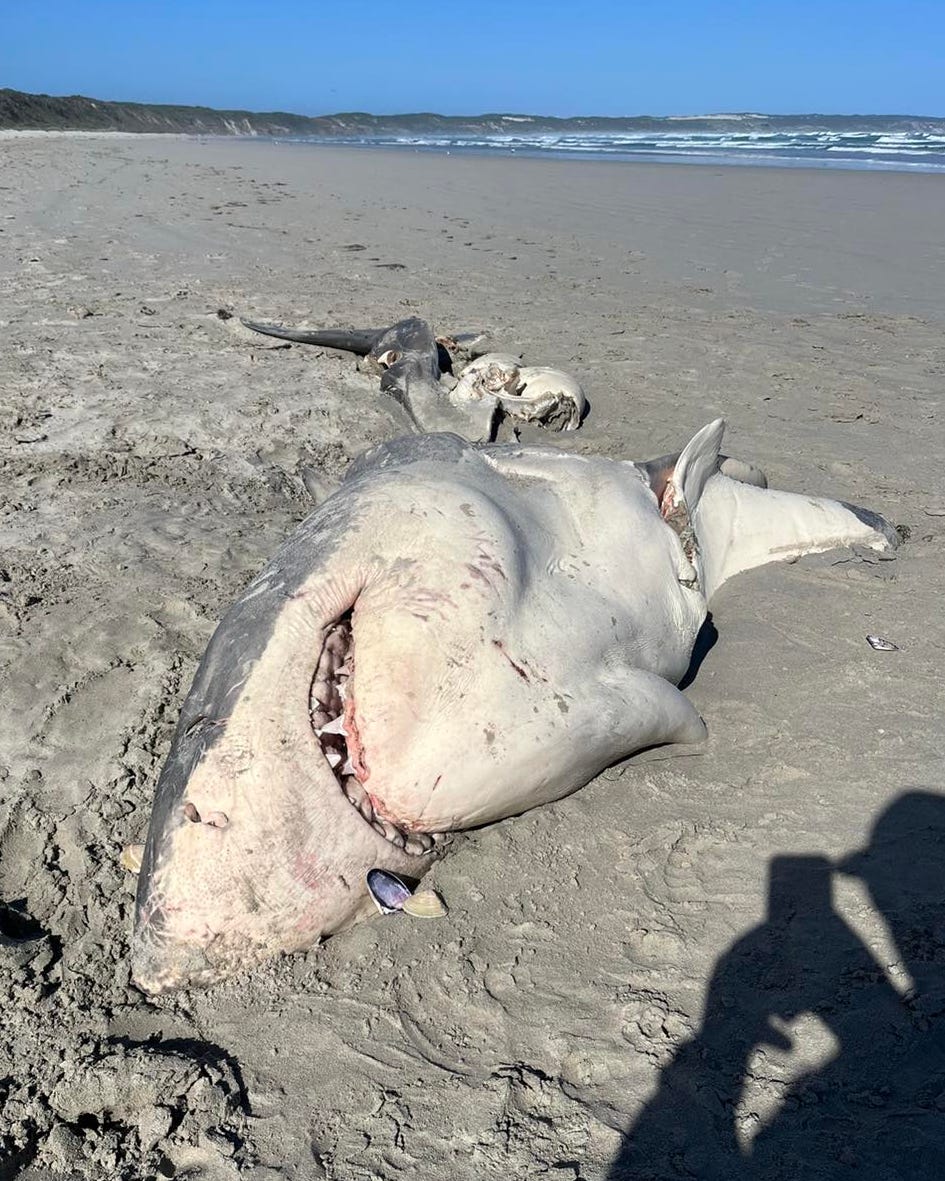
left=836, top=790, right=945, bottom=887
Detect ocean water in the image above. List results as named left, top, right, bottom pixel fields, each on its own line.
left=276, top=130, right=945, bottom=173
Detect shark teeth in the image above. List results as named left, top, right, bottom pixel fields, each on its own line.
left=310, top=615, right=444, bottom=857
left=317, top=714, right=347, bottom=737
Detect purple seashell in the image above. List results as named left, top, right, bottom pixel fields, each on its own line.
left=366, top=868, right=412, bottom=914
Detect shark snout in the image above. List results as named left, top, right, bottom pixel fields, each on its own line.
left=130, top=902, right=220, bottom=994
left=131, top=930, right=220, bottom=994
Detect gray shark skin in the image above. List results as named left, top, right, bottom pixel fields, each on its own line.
left=239, top=316, right=586, bottom=441
left=133, top=423, right=897, bottom=992
left=241, top=316, right=494, bottom=438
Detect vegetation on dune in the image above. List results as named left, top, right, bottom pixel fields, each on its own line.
left=2, top=88, right=943, bottom=135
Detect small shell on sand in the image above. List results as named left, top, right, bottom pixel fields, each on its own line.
left=866, top=635, right=899, bottom=651
left=366, top=868, right=412, bottom=914
left=402, top=890, right=448, bottom=919
left=120, top=843, right=144, bottom=874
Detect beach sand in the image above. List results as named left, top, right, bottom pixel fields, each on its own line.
left=1, top=135, right=943, bottom=1179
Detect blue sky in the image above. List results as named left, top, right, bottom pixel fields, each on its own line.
left=3, top=0, right=943, bottom=116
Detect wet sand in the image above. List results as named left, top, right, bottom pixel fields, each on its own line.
left=1, top=134, right=944, bottom=1179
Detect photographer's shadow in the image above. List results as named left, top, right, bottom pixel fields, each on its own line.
left=609, top=791, right=945, bottom=1180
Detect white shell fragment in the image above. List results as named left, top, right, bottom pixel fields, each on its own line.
left=401, top=890, right=448, bottom=919
left=120, top=843, right=145, bottom=874
left=866, top=635, right=900, bottom=651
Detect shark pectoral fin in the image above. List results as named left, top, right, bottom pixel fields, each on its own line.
left=662, top=418, right=726, bottom=519
left=641, top=427, right=761, bottom=510
left=654, top=421, right=726, bottom=588
left=694, top=476, right=900, bottom=600
left=240, top=320, right=384, bottom=353
left=838, top=500, right=902, bottom=550
left=606, top=669, right=708, bottom=754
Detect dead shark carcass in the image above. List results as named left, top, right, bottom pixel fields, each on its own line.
left=131, top=330, right=898, bottom=993
left=239, top=315, right=587, bottom=439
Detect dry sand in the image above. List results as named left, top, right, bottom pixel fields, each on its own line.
left=0, top=135, right=943, bottom=1180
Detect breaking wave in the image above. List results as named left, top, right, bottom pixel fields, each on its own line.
left=275, top=130, right=945, bottom=173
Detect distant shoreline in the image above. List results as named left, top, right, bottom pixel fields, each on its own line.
left=268, top=133, right=945, bottom=175
left=4, top=88, right=943, bottom=175
left=3, top=127, right=944, bottom=176
left=2, top=86, right=944, bottom=137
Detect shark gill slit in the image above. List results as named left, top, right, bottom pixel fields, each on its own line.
left=308, top=611, right=442, bottom=857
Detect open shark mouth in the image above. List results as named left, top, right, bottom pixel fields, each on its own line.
left=309, top=614, right=442, bottom=856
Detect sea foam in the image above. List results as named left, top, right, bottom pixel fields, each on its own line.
left=275, top=129, right=945, bottom=173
